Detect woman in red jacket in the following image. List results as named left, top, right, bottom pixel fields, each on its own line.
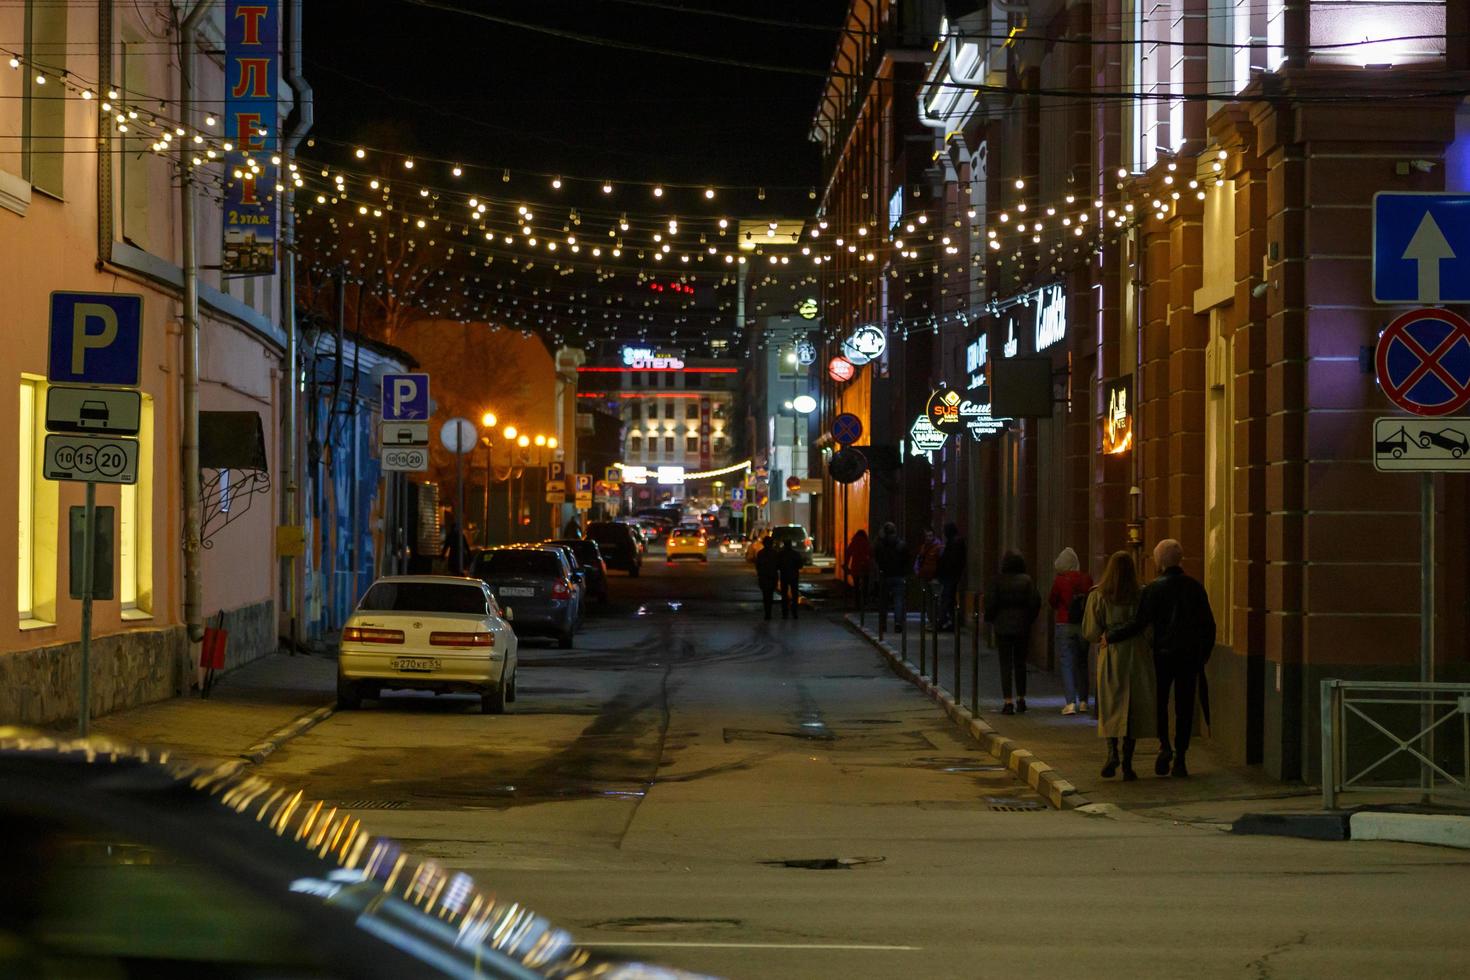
left=1047, top=547, right=1094, bottom=715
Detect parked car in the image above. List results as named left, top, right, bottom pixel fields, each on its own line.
left=0, top=732, right=698, bottom=979
left=539, top=543, right=588, bottom=625
left=666, top=526, right=709, bottom=562
left=547, top=537, right=609, bottom=603
left=769, top=524, right=815, bottom=566
left=338, top=575, right=518, bottom=714
left=587, top=521, right=643, bottom=576
left=473, top=547, right=580, bottom=648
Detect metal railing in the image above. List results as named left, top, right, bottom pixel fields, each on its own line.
left=856, top=575, right=984, bottom=716
left=1321, top=679, right=1470, bottom=810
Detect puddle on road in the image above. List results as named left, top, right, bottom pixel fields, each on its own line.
left=761, top=856, right=885, bottom=871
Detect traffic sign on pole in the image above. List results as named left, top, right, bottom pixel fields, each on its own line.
left=45, top=386, right=141, bottom=436
left=47, top=292, right=143, bottom=386
left=548, top=461, right=566, bottom=482
left=44, top=434, right=138, bottom=485
left=1372, top=416, right=1470, bottom=472
left=380, top=446, right=429, bottom=472
left=1374, top=307, right=1470, bottom=416
left=1373, top=193, right=1470, bottom=304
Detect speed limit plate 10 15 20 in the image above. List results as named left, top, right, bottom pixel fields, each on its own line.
left=44, top=434, right=138, bottom=485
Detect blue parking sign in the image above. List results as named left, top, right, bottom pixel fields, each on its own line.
left=1373, top=193, right=1470, bottom=304
left=381, top=373, right=430, bottom=421
left=47, top=292, right=143, bottom=386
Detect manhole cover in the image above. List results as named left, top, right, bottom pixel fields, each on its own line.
left=330, top=800, right=410, bottom=810
left=591, top=917, right=742, bottom=933
left=986, top=798, right=1047, bottom=812
left=761, top=856, right=885, bottom=870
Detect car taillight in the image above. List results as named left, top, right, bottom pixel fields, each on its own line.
left=552, top=579, right=571, bottom=599
left=342, top=626, right=404, bottom=644
left=599, top=559, right=607, bottom=572
left=805, top=537, right=813, bottom=550
left=429, top=631, right=493, bottom=648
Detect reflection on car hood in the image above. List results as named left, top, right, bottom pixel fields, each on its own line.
left=0, top=727, right=717, bottom=980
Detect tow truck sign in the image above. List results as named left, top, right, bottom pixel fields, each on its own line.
left=1373, top=416, right=1470, bottom=472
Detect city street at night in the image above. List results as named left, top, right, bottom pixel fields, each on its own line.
left=4, top=1, right=1470, bottom=977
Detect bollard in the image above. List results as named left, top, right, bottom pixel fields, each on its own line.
left=917, top=583, right=927, bottom=675
left=900, top=582, right=909, bottom=661
left=858, top=576, right=866, bottom=629
left=953, top=590, right=962, bottom=699
left=971, top=593, right=982, bottom=716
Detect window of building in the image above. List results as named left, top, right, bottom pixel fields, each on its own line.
left=664, top=401, right=675, bottom=420
left=712, top=402, right=726, bottom=419
left=686, top=402, right=698, bottom=419
left=23, top=0, right=67, bottom=197
left=118, top=395, right=154, bottom=617
left=714, top=437, right=726, bottom=454
left=18, top=377, right=57, bottom=626
left=686, top=436, right=699, bottom=453
left=630, top=434, right=642, bottom=454
left=664, top=436, right=675, bottom=453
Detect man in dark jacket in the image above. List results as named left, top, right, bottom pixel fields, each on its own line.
left=873, top=522, right=910, bottom=633
left=984, top=552, right=1041, bottom=714
left=935, top=522, right=967, bottom=630
left=1105, top=538, right=1217, bottom=778
left=754, top=535, right=779, bottom=621
left=776, top=539, right=802, bottom=620
left=441, top=515, right=470, bottom=576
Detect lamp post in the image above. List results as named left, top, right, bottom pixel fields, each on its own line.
left=502, top=425, right=518, bottom=542
left=480, top=411, right=497, bottom=546
left=516, top=433, right=531, bottom=540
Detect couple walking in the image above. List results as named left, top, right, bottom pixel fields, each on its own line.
left=753, top=536, right=803, bottom=620
left=985, top=540, right=1217, bottom=778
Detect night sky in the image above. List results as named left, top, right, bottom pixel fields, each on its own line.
left=303, top=1, right=850, bottom=218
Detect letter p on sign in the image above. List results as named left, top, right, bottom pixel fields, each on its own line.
left=47, top=293, right=143, bottom=387
left=381, top=372, right=429, bottom=421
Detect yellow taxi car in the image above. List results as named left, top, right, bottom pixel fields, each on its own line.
left=338, top=576, right=519, bottom=714
left=665, top=526, right=709, bottom=562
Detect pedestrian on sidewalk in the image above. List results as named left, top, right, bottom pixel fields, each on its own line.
left=874, top=522, right=910, bottom=633
left=913, top=528, right=942, bottom=627
left=843, top=528, right=874, bottom=609
left=984, top=551, right=1041, bottom=715
left=441, top=515, right=471, bottom=576
left=754, top=534, right=779, bottom=621
left=777, top=539, right=802, bottom=620
left=1047, top=547, right=1094, bottom=715
left=1105, top=538, right=1217, bottom=778
left=1081, top=550, right=1156, bottom=781
left=936, top=523, right=967, bottom=630
left=562, top=515, right=583, bottom=538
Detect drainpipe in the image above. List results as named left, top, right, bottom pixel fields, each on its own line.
left=281, top=0, right=313, bottom=651
left=179, top=0, right=214, bottom=650
left=96, top=1, right=113, bottom=266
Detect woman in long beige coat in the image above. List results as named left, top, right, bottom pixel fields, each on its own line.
left=1081, top=551, right=1156, bottom=780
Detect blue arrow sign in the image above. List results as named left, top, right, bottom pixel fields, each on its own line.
left=1373, top=193, right=1470, bottom=304
left=48, top=292, right=143, bottom=387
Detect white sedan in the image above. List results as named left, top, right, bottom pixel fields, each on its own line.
left=338, top=576, right=519, bottom=714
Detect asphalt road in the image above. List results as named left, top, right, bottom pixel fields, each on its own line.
left=254, top=549, right=1470, bottom=979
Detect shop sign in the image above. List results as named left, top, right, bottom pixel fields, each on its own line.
left=797, top=298, right=820, bottom=321
left=841, top=325, right=887, bottom=365
left=828, top=355, right=856, bottom=383
left=965, top=334, right=988, bottom=391
left=794, top=338, right=817, bottom=365
left=1002, top=318, right=1019, bottom=358
left=621, top=346, right=685, bottom=370
left=656, top=465, right=685, bottom=485
left=926, top=387, right=963, bottom=432
left=1034, top=283, right=1067, bottom=351
left=959, top=393, right=1008, bottom=440
left=621, top=464, right=649, bottom=484
left=909, top=413, right=948, bottom=453
left=222, top=0, right=279, bottom=275
left=1102, top=376, right=1133, bottom=454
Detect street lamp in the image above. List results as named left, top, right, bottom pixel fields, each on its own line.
left=481, top=411, right=497, bottom=428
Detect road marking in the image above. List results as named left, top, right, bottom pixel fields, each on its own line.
left=580, top=941, right=921, bottom=951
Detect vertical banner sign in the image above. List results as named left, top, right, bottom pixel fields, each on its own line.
left=699, top=398, right=712, bottom=470
left=223, top=1, right=279, bottom=275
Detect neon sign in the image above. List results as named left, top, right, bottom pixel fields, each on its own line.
left=1034, top=283, right=1067, bottom=351
left=621, top=346, right=686, bottom=370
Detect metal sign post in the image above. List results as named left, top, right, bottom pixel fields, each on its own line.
left=77, top=481, right=96, bottom=736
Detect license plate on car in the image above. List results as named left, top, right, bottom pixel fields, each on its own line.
left=499, top=587, right=535, bottom=597
left=392, top=657, right=440, bottom=672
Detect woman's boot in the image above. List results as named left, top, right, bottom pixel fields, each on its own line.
left=1101, top=738, right=1120, bottom=778
left=1121, top=737, right=1138, bottom=781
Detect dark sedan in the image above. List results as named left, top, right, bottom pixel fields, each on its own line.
left=472, top=547, right=579, bottom=648
left=586, top=521, right=643, bottom=577
left=0, top=729, right=702, bottom=979
left=547, top=537, right=609, bottom=604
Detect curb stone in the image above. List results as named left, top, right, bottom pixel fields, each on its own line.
left=843, top=616, right=1090, bottom=811
left=208, top=703, right=335, bottom=780
left=1349, top=811, right=1470, bottom=849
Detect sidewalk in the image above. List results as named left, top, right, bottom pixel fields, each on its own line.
left=843, top=609, right=1317, bottom=825
left=85, top=651, right=337, bottom=770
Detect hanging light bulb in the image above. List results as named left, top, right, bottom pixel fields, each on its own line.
left=653, top=185, right=664, bottom=197
left=704, top=188, right=715, bottom=199
left=551, top=176, right=562, bottom=189
left=354, top=147, right=366, bottom=158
